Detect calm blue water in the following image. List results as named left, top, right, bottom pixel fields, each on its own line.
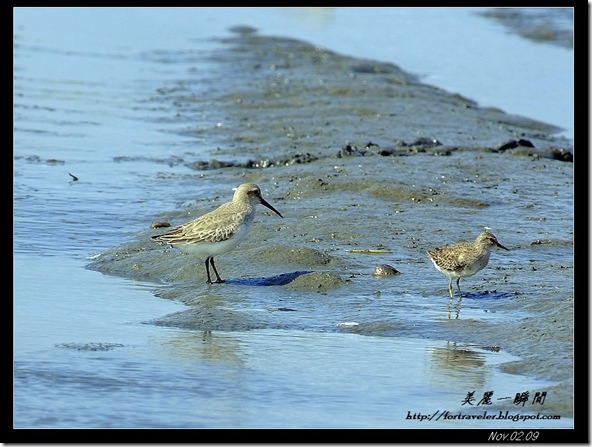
left=13, top=7, right=574, bottom=431
left=13, top=256, right=554, bottom=429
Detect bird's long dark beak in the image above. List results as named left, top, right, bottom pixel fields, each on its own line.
left=496, top=242, right=509, bottom=250
left=261, top=198, right=283, bottom=218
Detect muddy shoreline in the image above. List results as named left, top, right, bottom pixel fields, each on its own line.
left=88, top=30, right=574, bottom=417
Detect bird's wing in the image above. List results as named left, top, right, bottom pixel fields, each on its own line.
left=153, top=204, right=243, bottom=244
left=429, top=245, right=469, bottom=271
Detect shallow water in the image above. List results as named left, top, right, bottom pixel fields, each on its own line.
left=13, top=7, right=576, bottom=436
left=13, top=255, right=561, bottom=429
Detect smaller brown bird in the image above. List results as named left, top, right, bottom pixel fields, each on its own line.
left=427, top=230, right=509, bottom=298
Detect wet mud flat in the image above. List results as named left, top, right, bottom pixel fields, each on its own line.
left=479, top=8, right=573, bottom=49
left=88, top=30, right=574, bottom=417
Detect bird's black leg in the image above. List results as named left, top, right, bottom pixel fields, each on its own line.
left=209, top=257, right=224, bottom=283
left=205, top=257, right=213, bottom=284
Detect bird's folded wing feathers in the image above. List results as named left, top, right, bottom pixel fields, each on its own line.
left=156, top=209, right=244, bottom=244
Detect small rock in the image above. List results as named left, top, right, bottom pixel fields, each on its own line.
left=372, top=264, right=401, bottom=277
left=151, top=221, right=171, bottom=229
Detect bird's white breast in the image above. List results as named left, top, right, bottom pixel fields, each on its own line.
left=176, top=219, right=250, bottom=258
